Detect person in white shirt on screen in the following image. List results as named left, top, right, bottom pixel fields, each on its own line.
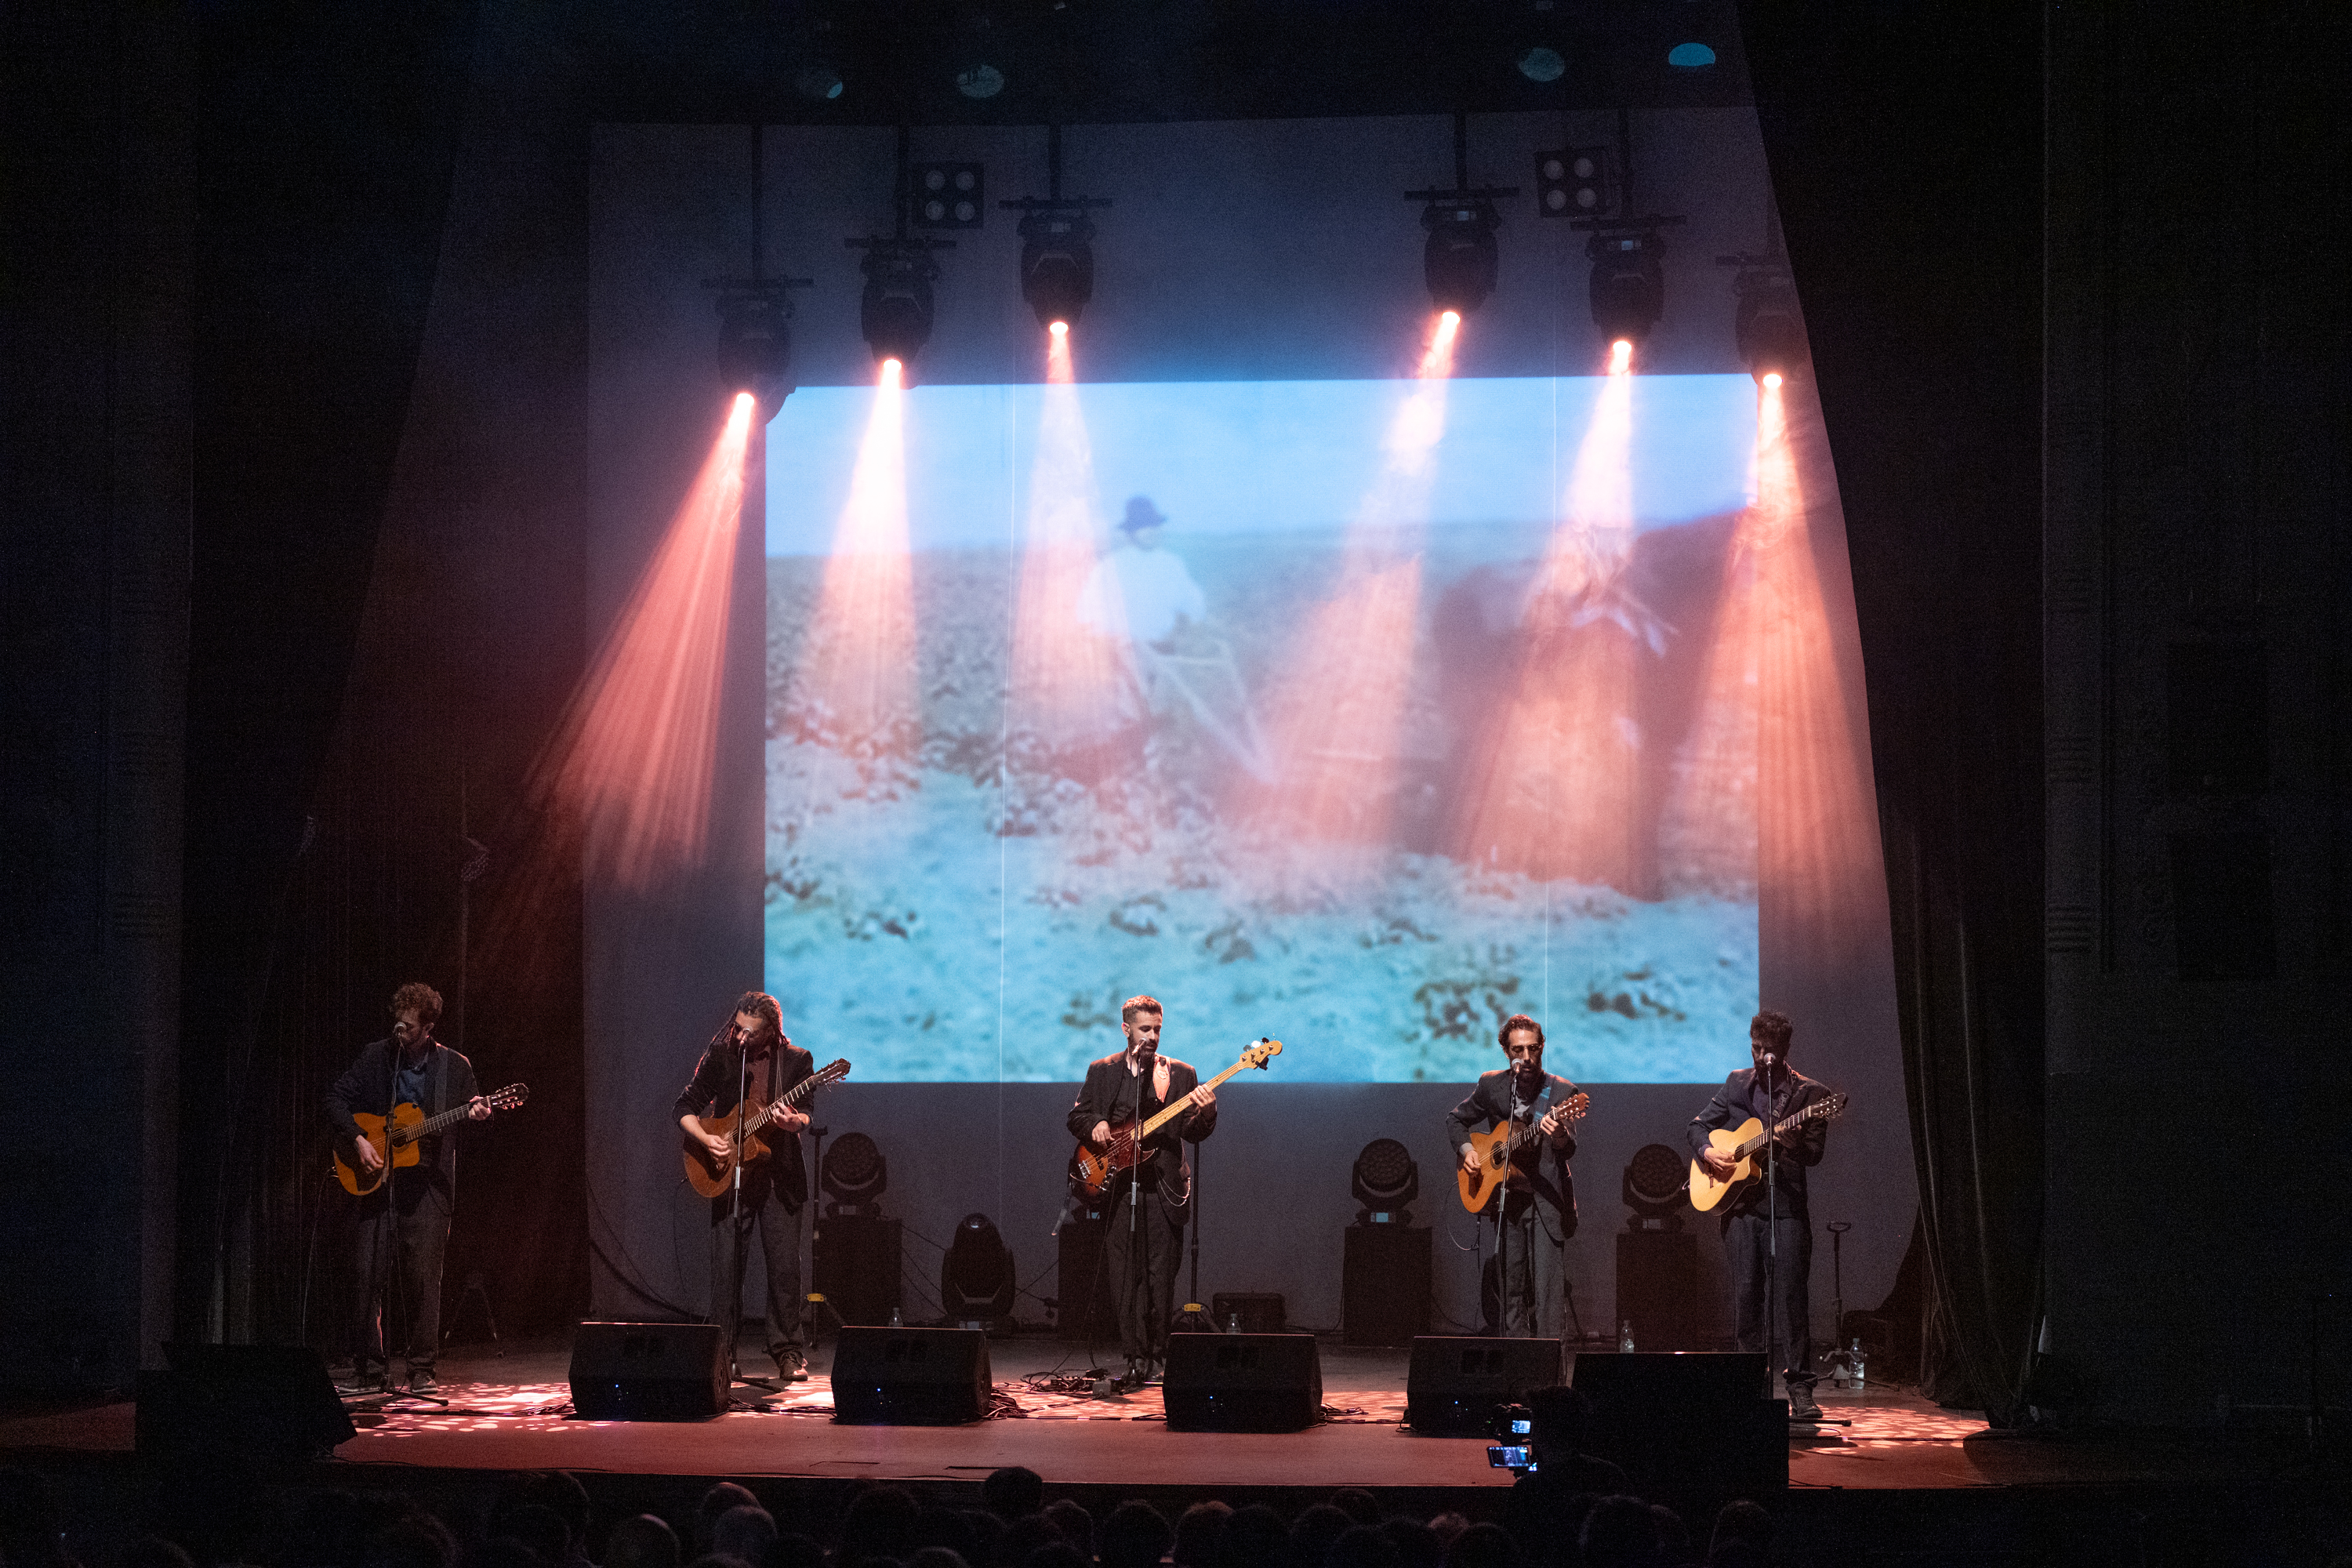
left=1076, top=495, right=1207, bottom=654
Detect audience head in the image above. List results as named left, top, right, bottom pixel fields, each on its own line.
left=840, top=1490, right=921, bottom=1568
left=915, top=1510, right=981, bottom=1563
left=995, top=1516, right=1062, bottom=1568
left=605, top=1515, right=682, bottom=1568
left=493, top=1505, right=573, bottom=1566
left=768, top=1534, right=827, bottom=1568
left=1422, top=1518, right=1470, bottom=1552
left=713, top=1508, right=779, bottom=1567
left=1646, top=1508, right=1688, bottom=1566
left=684, top=1555, right=756, bottom=1568
left=1041, top=1501, right=1094, bottom=1563
left=982, top=1468, right=1045, bottom=1523
left=1286, top=1507, right=1353, bottom=1568
left=1439, top=1524, right=1516, bottom=1568
left=1707, top=1503, right=1772, bottom=1563
left=1327, top=1494, right=1378, bottom=1529
left=909, top=1551, right=971, bottom=1568
left=1378, top=1519, right=1439, bottom=1568
left=1578, top=1498, right=1657, bottom=1568
left=117, top=1540, right=194, bottom=1568
left=1326, top=1528, right=1400, bottom=1568
left=467, top=1542, right=545, bottom=1568
left=1526, top=1386, right=1593, bottom=1469
left=1024, top=1544, right=1087, bottom=1568
left=1220, top=1508, right=1287, bottom=1568
left=1173, top=1503, right=1231, bottom=1568
left=494, top=1473, right=592, bottom=1563
left=1101, top=1504, right=1173, bottom=1568
left=696, top=1486, right=762, bottom=1552
left=368, top=1513, right=461, bottom=1568
left=1700, top=1547, right=1763, bottom=1568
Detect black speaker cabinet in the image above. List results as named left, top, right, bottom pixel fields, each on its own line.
left=141, top=1344, right=355, bottom=1461
left=568, top=1321, right=728, bottom=1421
left=813, top=1214, right=903, bottom=1326
left=1615, top=1229, right=1700, bottom=1352
left=1163, top=1332, right=1323, bottom=1432
left=1342, top=1226, right=1432, bottom=1347
left=1570, top=1351, right=1786, bottom=1493
left=830, top=1326, right=992, bottom=1425
left=1054, top=1213, right=1116, bottom=1343
left=1405, top=1335, right=1563, bottom=1436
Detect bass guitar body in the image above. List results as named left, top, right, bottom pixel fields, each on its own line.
left=684, top=1107, right=772, bottom=1199
left=1067, top=1120, right=1141, bottom=1204
left=1686, top=1120, right=1766, bottom=1213
left=334, top=1105, right=424, bottom=1196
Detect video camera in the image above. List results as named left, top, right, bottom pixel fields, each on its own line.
left=1485, top=1401, right=1536, bottom=1474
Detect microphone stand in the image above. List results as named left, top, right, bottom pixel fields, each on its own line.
left=730, top=1023, right=754, bottom=1386
left=1762, top=1054, right=1783, bottom=1413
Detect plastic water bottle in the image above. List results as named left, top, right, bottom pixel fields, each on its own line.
left=1619, top=1319, right=1635, bottom=1353
left=1225, top=1310, right=1241, bottom=1334
left=889, top=1305, right=903, bottom=1328
left=1848, top=1338, right=1867, bottom=1392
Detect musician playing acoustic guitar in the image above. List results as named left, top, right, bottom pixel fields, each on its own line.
left=1066, top=994, right=1216, bottom=1388
left=1446, top=1013, right=1580, bottom=1338
left=676, top=990, right=815, bottom=1385
left=1687, top=1009, right=1831, bottom=1420
left=325, top=982, right=492, bottom=1396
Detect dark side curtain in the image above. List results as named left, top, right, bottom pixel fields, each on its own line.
left=1740, top=0, right=2049, bottom=1421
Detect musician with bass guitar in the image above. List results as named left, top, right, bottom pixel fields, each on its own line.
left=1686, top=1009, right=1837, bottom=1421
left=324, top=982, right=496, bottom=1396
left=1446, top=1013, right=1582, bottom=1338
left=1066, top=994, right=1217, bottom=1388
left=675, top=991, right=815, bottom=1385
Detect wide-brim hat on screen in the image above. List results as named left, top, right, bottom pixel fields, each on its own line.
left=1118, top=495, right=1169, bottom=534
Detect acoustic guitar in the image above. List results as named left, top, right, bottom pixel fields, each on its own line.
left=1686, top=1091, right=1849, bottom=1212
left=334, top=1082, right=530, bottom=1196
left=681, top=1057, right=850, bottom=1198
left=1456, top=1091, right=1590, bottom=1214
left=1068, top=1038, right=1281, bottom=1202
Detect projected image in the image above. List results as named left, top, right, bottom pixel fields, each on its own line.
left=766, top=351, right=1765, bottom=1082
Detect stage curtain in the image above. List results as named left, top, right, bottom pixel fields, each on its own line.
left=1739, top=0, right=2049, bottom=1422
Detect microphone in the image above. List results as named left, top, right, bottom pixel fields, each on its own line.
left=1760, top=1052, right=1778, bottom=1065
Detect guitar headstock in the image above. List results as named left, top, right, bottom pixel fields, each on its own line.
left=1242, top=1038, right=1283, bottom=1070
left=1560, top=1091, right=1591, bottom=1120
left=486, top=1083, right=530, bottom=1112
left=1810, top=1092, right=1849, bottom=1120
left=816, top=1058, right=851, bottom=1087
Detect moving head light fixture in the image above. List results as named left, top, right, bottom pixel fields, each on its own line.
left=704, top=126, right=811, bottom=406
left=1716, top=236, right=1806, bottom=381
left=1001, top=124, right=1112, bottom=331
left=848, top=126, right=956, bottom=368
left=1405, top=111, right=1519, bottom=317
left=1568, top=108, right=1684, bottom=349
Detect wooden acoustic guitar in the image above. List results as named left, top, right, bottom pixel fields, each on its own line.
left=1686, top=1091, right=1849, bottom=1212
left=334, top=1082, right=530, bottom=1196
left=1068, top=1038, right=1281, bottom=1202
left=681, top=1057, right=850, bottom=1198
left=1456, top=1091, right=1590, bottom=1214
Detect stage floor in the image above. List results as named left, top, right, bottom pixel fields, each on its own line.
left=0, top=1334, right=2032, bottom=1493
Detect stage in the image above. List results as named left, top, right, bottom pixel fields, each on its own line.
left=0, top=1333, right=2267, bottom=1494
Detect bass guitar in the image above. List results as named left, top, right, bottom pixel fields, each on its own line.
left=682, top=1057, right=851, bottom=1198
left=1456, top=1091, right=1590, bottom=1214
left=334, top=1082, right=530, bottom=1196
left=1068, top=1038, right=1281, bottom=1202
left=1687, top=1091, right=1849, bottom=1212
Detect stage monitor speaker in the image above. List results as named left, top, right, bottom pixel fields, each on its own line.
left=1163, top=1331, right=1323, bottom=1432
left=1054, top=1212, right=1116, bottom=1343
left=568, top=1321, right=727, bottom=1421
left=813, top=1214, right=903, bottom=1326
left=830, top=1326, right=992, bottom=1425
left=1570, top=1351, right=1786, bottom=1493
left=1614, top=1230, right=1700, bottom=1352
left=1405, top=1335, right=1563, bottom=1436
left=1343, top=1226, right=1432, bottom=1347
left=141, top=1344, right=355, bottom=1461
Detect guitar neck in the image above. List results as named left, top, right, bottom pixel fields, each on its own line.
left=1734, top=1100, right=1828, bottom=1160
left=741, top=1069, right=826, bottom=1137
left=1134, top=1058, right=1246, bottom=1141
left=394, top=1102, right=474, bottom=1145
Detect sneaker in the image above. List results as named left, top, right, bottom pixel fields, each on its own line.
left=1789, top=1392, right=1824, bottom=1422
left=772, top=1346, right=808, bottom=1383
left=407, top=1369, right=439, bottom=1396
left=335, top=1373, right=386, bottom=1397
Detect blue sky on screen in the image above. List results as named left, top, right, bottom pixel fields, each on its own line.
left=765, top=374, right=1760, bottom=556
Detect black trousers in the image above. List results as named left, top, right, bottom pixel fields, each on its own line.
left=1105, top=1179, right=1184, bottom=1363
left=1487, top=1191, right=1567, bottom=1338
left=710, top=1174, right=804, bottom=1371
left=353, top=1176, right=451, bottom=1377
left=1722, top=1204, right=1816, bottom=1392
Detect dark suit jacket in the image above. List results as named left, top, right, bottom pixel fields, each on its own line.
left=1685, top=1065, right=1831, bottom=1216
left=1066, top=1051, right=1218, bottom=1219
left=325, top=1039, right=481, bottom=1202
left=675, top=1036, right=815, bottom=1208
left=1446, top=1067, right=1580, bottom=1230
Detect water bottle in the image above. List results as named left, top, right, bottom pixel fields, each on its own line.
left=1618, top=1319, right=1635, bottom=1353
left=889, top=1305, right=903, bottom=1328
left=1225, top=1310, right=1241, bottom=1334
left=1848, top=1338, right=1867, bottom=1392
